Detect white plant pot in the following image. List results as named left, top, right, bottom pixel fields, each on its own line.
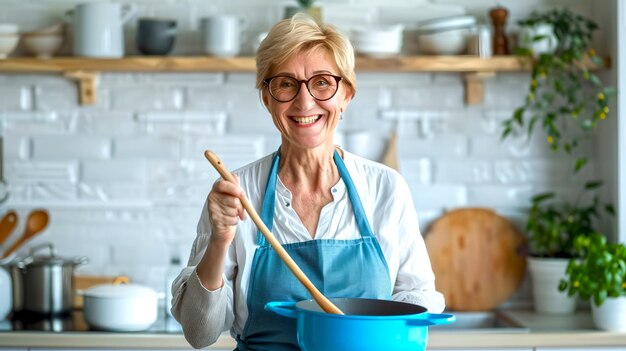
left=527, top=257, right=577, bottom=314
left=591, top=296, right=626, bottom=332
left=517, top=23, right=558, bottom=57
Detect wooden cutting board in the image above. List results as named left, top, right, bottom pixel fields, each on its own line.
left=424, top=208, right=527, bottom=311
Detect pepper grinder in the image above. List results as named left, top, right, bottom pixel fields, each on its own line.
left=489, top=6, right=510, bottom=55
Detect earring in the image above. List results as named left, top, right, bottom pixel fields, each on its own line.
left=340, top=113, right=343, bottom=120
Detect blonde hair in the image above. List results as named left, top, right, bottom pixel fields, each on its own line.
left=255, top=14, right=356, bottom=95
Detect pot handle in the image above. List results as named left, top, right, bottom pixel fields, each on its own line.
left=264, top=301, right=298, bottom=319
left=113, top=276, right=130, bottom=285
left=121, top=4, right=137, bottom=23
left=405, top=313, right=456, bottom=327
left=16, top=242, right=52, bottom=269
left=73, top=256, right=89, bottom=266
left=29, top=242, right=55, bottom=256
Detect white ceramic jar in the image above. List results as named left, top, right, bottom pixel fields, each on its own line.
left=201, top=15, right=246, bottom=57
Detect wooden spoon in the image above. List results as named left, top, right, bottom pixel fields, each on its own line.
left=0, top=210, right=18, bottom=246
left=2, top=209, right=49, bottom=259
left=204, top=150, right=344, bottom=315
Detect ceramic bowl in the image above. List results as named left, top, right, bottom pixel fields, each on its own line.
left=417, top=28, right=468, bottom=55
left=22, top=34, right=64, bottom=58
left=351, top=25, right=404, bottom=56
left=353, top=41, right=402, bottom=57
left=0, top=35, right=19, bottom=59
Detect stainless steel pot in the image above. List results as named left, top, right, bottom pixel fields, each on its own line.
left=10, top=243, right=87, bottom=316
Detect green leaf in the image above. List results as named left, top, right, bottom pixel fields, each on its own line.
left=574, top=158, right=588, bottom=172
left=590, top=55, right=602, bottom=65
left=584, top=181, right=603, bottom=190
left=589, top=74, right=602, bottom=86
left=501, top=127, right=512, bottom=140
left=531, top=192, right=555, bottom=204
left=604, top=86, right=618, bottom=96
left=513, top=107, right=525, bottom=126
left=513, top=47, right=533, bottom=57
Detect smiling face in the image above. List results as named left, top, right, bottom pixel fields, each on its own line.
left=262, top=47, right=354, bottom=152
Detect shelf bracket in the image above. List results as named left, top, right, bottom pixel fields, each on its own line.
left=64, top=71, right=99, bottom=105
left=463, top=72, right=495, bottom=105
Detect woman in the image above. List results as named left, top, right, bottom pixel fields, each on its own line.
left=171, top=14, right=445, bottom=351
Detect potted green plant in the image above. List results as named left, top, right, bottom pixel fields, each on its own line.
left=524, top=181, right=613, bottom=314
left=526, top=181, right=611, bottom=259
left=284, top=0, right=322, bottom=23
left=500, top=8, right=616, bottom=314
left=559, top=233, right=626, bottom=331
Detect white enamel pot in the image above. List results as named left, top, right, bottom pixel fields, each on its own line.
left=81, top=277, right=158, bottom=331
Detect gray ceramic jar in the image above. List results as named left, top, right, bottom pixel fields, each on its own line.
left=136, top=18, right=177, bottom=55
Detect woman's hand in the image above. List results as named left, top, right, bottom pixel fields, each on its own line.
left=207, top=175, right=246, bottom=247
left=197, top=175, right=246, bottom=290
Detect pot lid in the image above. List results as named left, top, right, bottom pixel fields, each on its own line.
left=17, top=243, right=88, bottom=267
left=29, top=254, right=71, bottom=266
left=84, top=283, right=157, bottom=299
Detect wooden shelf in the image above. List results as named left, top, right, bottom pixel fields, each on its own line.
left=0, top=55, right=534, bottom=73
left=0, top=55, right=608, bottom=105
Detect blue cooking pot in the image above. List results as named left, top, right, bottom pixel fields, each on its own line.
left=265, top=297, right=455, bottom=351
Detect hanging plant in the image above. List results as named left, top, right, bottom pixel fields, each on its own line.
left=501, top=8, right=616, bottom=173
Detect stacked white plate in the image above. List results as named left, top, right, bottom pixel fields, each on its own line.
left=350, top=25, right=404, bottom=57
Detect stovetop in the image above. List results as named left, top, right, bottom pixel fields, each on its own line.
left=0, top=310, right=183, bottom=334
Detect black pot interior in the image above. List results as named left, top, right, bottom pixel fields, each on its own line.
left=296, top=298, right=427, bottom=316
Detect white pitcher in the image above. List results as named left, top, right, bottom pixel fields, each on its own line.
left=65, top=3, right=136, bottom=58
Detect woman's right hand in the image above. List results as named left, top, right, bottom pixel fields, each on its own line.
left=207, top=175, right=246, bottom=247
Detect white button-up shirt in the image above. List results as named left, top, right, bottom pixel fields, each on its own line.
left=171, top=151, right=445, bottom=349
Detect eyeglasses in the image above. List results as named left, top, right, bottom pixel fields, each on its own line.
left=263, top=74, right=343, bottom=102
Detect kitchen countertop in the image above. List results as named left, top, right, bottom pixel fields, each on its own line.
left=1, top=309, right=625, bottom=349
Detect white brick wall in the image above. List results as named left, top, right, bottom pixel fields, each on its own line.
left=0, top=0, right=602, bottom=306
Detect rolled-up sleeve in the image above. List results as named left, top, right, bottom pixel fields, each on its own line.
left=171, top=202, right=236, bottom=349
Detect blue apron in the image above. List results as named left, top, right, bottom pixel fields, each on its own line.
left=235, top=150, right=392, bottom=351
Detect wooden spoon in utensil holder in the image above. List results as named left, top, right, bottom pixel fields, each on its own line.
left=204, top=150, right=344, bottom=315
left=0, top=210, right=18, bottom=246
left=2, top=209, right=49, bottom=259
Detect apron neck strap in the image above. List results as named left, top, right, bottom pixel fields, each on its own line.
left=257, top=148, right=375, bottom=245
